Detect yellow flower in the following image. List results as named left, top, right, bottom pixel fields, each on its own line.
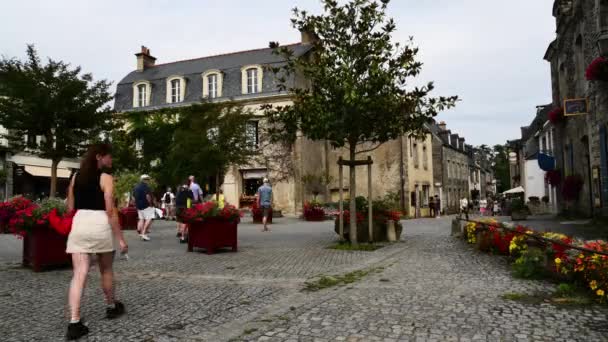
left=554, top=258, right=561, bottom=265
left=597, top=289, right=605, bottom=297
left=590, top=280, right=598, bottom=290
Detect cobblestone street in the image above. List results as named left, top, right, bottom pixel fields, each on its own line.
left=1, top=217, right=608, bottom=342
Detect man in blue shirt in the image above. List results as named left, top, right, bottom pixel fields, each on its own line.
left=133, top=174, right=154, bottom=241
left=257, top=178, right=273, bottom=232
left=189, top=175, right=204, bottom=203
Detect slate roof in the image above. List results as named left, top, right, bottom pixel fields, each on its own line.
left=114, top=43, right=313, bottom=111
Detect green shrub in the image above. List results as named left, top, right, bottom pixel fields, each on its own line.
left=512, top=247, right=545, bottom=279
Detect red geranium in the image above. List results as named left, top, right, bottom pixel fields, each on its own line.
left=548, top=107, right=564, bottom=124
left=545, top=170, right=562, bottom=186
left=48, top=209, right=76, bottom=236
left=585, top=57, right=608, bottom=81
left=182, top=201, right=241, bottom=224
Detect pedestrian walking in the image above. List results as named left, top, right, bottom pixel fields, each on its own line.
left=479, top=198, right=487, bottom=216
left=459, top=197, right=469, bottom=220
left=175, top=180, right=194, bottom=243
left=429, top=196, right=436, bottom=218
left=134, top=174, right=154, bottom=241
left=65, top=143, right=128, bottom=340
left=257, top=178, right=273, bottom=232
left=434, top=195, right=441, bottom=218
left=493, top=201, right=500, bottom=216
left=161, top=187, right=176, bottom=220
left=189, top=175, right=203, bottom=204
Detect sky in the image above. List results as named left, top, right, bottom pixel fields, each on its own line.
left=0, top=0, right=556, bottom=146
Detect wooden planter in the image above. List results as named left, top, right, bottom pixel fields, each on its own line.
left=119, top=207, right=138, bottom=230
left=252, top=208, right=273, bottom=224
left=187, top=218, right=238, bottom=255
left=23, top=227, right=71, bottom=272
left=511, top=211, right=528, bottom=221
left=304, top=210, right=326, bottom=221
left=475, top=231, right=493, bottom=252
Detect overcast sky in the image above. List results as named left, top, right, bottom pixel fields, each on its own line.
left=1, top=0, right=556, bottom=146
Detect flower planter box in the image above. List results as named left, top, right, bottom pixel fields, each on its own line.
left=187, top=218, right=238, bottom=255
left=22, top=227, right=71, bottom=272
left=511, top=211, right=528, bottom=221
left=119, top=207, right=138, bottom=230
left=475, top=231, right=493, bottom=252
left=304, top=211, right=326, bottom=221
left=252, top=208, right=273, bottom=224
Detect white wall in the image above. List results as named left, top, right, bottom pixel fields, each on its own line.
left=524, top=160, right=545, bottom=200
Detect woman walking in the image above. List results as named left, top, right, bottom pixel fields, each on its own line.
left=65, top=143, right=128, bottom=340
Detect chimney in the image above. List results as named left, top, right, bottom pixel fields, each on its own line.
left=438, top=121, right=447, bottom=131
left=300, top=27, right=319, bottom=45
left=439, top=129, right=451, bottom=144
left=450, top=134, right=459, bottom=148
left=135, top=46, right=156, bottom=71
left=458, top=137, right=465, bottom=151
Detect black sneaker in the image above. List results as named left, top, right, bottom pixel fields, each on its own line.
left=66, top=321, right=89, bottom=340
left=106, top=301, right=126, bottom=319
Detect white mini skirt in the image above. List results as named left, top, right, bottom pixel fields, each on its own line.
left=66, top=210, right=114, bottom=254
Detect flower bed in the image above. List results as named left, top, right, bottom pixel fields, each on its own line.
left=303, top=201, right=326, bottom=221
left=464, top=219, right=608, bottom=302
left=182, top=201, right=241, bottom=254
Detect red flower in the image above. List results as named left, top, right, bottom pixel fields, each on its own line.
left=548, top=107, right=564, bottom=124
left=585, top=57, right=608, bottom=81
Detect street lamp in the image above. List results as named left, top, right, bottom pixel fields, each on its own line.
left=598, top=31, right=608, bottom=57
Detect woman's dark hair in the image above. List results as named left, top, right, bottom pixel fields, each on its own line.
left=77, top=143, right=112, bottom=185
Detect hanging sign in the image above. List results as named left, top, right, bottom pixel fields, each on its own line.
left=564, top=98, right=589, bottom=116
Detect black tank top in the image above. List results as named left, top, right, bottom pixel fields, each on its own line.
left=73, top=171, right=106, bottom=211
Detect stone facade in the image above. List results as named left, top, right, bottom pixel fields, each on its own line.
left=430, top=122, right=470, bottom=214
left=544, top=0, right=608, bottom=217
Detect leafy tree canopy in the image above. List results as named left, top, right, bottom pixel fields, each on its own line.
left=0, top=45, right=113, bottom=196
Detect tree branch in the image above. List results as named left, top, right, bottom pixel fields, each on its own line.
left=355, top=142, right=384, bottom=155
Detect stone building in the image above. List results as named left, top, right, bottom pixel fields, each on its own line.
left=543, top=0, right=608, bottom=217
left=430, top=121, right=470, bottom=214
left=114, top=35, right=435, bottom=216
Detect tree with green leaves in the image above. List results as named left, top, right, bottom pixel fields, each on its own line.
left=0, top=45, right=113, bottom=197
left=492, top=144, right=510, bottom=193
left=126, top=102, right=256, bottom=197
left=265, top=0, right=457, bottom=243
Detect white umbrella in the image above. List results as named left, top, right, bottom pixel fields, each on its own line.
left=502, top=186, right=524, bottom=195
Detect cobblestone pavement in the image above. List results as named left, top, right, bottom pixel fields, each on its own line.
left=1, top=217, right=607, bottom=341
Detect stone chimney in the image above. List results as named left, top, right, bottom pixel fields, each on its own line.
left=300, top=28, right=319, bottom=45
left=450, top=134, right=459, bottom=148
left=458, top=137, right=466, bottom=151
left=135, top=46, right=156, bottom=72
left=439, top=129, right=451, bottom=144
left=438, top=121, right=447, bottom=131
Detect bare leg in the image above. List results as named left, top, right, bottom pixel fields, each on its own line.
left=68, top=253, right=90, bottom=322
left=136, top=219, right=143, bottom=235
left=97, top=252, right=115, bottom=305
left=141, top=219, right=152, bottom=236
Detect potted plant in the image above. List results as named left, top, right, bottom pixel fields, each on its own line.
left=182, top=201, right=241, bottom=255
left=510, top=198, right=528, bottom=221
left=251, top=201, right=272, bottom=224
left=303, top=200, right=326, bottom=221
left=7, top=197, right=74, bottom=271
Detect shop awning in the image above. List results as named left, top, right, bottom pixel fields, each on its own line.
left=502, top=186, right=524, bottom=195
left=24, top=165, right=71, bottom=178
left=241, top=169, right=267, bottom=179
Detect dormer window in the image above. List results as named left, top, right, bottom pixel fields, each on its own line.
left=138, top=84, right=147, bottom=106
left=202, top=70, right=223, bottom=99
left=132, top=81, right=151, bottom=108
left=241, top=65, right=263, bottom=95
left=171, top=79, right=181, bottom=102
left=247, top=68, right=258, bottom=94
left=166, top=76, right=186, bottom=104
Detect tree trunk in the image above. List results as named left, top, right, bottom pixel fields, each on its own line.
left=349, top=146, right=357, bottom=245
left=215, top=171, right=220, bottom=201
left=50, top=159, right=60, bottom=198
